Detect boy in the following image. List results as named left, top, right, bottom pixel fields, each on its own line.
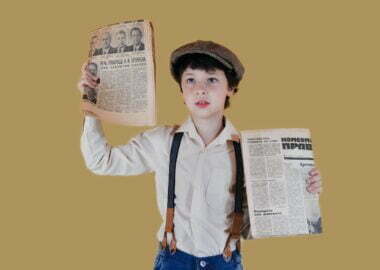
left=78, top=40, right=322, bottom=270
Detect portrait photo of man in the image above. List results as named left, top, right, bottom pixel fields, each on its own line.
left=126, top=27, right=145, bottom=51
left=88, top=35, right=98, bottom=57
left=93, top=32, right=117, bottom=56
left=115, top=30, right=128, bottom=53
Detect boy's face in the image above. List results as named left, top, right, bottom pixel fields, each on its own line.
left=180, top=67, right=234, bottom=120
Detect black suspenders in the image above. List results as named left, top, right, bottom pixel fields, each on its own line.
left=232, top=140, right=244, bottom=214
left=161, top=132, right=245, bottom=260
left=167, top=132, right=184, bottom=209
left=160, top=132, right=184, bottom=253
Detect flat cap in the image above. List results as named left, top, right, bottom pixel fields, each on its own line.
left=170, top=40, right=245, bottom=82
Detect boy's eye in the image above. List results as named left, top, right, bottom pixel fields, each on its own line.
left=207, top=77, right=218, bottom=83
left=186, top=78, right=195, bottom=84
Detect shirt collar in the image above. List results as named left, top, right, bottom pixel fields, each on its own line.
left=175, top=115, right=240, bottom=147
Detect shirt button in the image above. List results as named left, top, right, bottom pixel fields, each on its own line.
left=200, top=260, right=207, bottom=267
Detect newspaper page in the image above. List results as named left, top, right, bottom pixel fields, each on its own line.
left=240, top=129, right=322, bottom=239
left=80, top=19, right=156, bottom=126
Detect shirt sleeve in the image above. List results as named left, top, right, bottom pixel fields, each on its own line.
left=80, top=115, right=161, bottom=176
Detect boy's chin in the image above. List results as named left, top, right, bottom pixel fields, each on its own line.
left=188, top=110, right=223, bottom=120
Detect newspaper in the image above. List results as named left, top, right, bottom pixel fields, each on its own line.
left=80, top=19, right=156, bottom=126
left=240, top=129, right=322, bottom=239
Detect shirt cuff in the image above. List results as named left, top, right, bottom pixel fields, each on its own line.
left=82, top=115, right=102, bottom=131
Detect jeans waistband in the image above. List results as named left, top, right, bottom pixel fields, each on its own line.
left=157, top=241, right=241, bottom=264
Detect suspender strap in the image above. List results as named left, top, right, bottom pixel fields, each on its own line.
left=161, top=132, right=184, bottom=254
left=168, top=132, right=183, bottom=208
left=233, top=141, right=244, bottom=214
left=223, top=140, right=245, bottom=261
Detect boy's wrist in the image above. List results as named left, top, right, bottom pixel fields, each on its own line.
left=82, top=110, right=98, bottom=118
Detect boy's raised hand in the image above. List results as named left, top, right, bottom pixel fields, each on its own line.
left=77, top=62, right=100, bottom=117
left=306, top=167, right=322, bottom=195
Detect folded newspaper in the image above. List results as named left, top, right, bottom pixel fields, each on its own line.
left=80, top=19, right=156, bottom=126
left=240, top=128, right=322, bottom=239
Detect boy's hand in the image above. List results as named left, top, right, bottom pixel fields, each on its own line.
left=306, top=167, right=322, bottom=195
left=77, top=62, right=100, bottom=92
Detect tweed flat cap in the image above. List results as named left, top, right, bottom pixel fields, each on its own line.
left=170, top=40, right=245, bottom=82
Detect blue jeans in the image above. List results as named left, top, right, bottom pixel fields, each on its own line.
left=153, top=242, right=244, bottom=270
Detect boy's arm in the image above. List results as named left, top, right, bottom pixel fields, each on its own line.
left=80, top=115, right=157, bottom=176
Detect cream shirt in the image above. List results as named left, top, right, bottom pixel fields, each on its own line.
left=80, top=115, right=251, bottom=257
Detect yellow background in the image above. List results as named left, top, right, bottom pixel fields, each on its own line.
left=1, top=0, right=379, bottom=269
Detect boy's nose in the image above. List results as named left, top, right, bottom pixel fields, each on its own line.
left=194, top=82, right=207, bottom=93
left=195, top=87, right=206, bottom=96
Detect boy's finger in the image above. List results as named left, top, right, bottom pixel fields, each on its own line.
left=308, top=187, right=317, bottom=194
left=81, top=75, right=97, bottom=88
left=77, top=78, right=96, bottom=91
left=307, top=178, right=321, bottom=188
left=308, top=175, right=321, bottom=183
left=310, top=186, right=322, bottom=194
left=85, top=73, right=100, bottom=85
left=308, top=168, right=320, bottom=176
left=85, top=73, right=98, bottom=84
left=307, top=185, right=320, bottom=194
left=80, top=78, right=93, bottom=88
left=309, top=181, right=322, bottom=187
left=85, top=70, right=98, bottom=81
left=82, top=80, right=97, bottom=89
left=86, top=82, right=97, bottom=89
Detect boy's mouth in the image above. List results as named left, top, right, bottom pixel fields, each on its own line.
left=195, top=100, right=210, bottom=108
